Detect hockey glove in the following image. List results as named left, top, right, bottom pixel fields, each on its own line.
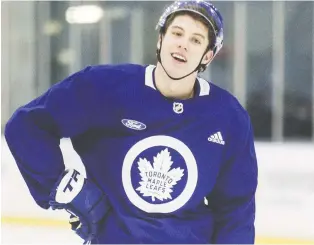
left=49, top=169, right=111, bottom=244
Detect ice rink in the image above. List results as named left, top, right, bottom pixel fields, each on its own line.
left=2, top=222, right=314, bottom=245
left=2, top=223, right=83, bottom=244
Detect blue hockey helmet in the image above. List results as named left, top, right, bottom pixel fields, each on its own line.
left=156, top=0, right=224, bottom=58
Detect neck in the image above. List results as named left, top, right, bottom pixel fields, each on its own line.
left=154, top=63, right=197, bottom=100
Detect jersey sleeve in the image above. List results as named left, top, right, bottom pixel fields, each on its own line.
left=4, top=66, right=104, bottom=209
left=207, top=110, right=258, bottom=244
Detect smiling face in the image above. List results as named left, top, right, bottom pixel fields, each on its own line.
left=157, top=14, right=213, bottom=78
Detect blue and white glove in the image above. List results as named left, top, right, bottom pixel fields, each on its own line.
left=49, top=169, right=111, bottom=244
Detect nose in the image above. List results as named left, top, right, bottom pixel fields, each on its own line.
left=178, top=44, right=187, bottom=51
left=177, top=38, right=188, bottom=51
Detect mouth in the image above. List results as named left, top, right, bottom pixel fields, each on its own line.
left=171, top=53, right=187, bottom=63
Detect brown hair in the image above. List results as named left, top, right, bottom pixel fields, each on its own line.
left=159, top=10, right=217, bottom=51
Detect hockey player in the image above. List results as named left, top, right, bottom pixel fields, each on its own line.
left=5, top=0, right=258, bottom=244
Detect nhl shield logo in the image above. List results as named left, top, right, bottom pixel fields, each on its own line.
left=173, top=102, right=183, bottom=114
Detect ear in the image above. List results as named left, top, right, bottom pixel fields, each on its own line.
left=201, top=50, right=214, bottom=65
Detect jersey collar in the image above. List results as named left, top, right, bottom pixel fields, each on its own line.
left=145, top=65, right=210, bottom=97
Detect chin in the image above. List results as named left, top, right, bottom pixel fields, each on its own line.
left=165, top=68, right=186, bottom=78
left=170, top=67, right=196, bottom=79
left=164, top=63, right=187, bottom=76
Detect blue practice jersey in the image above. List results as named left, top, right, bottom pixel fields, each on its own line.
left=5, top=64, right=258, bottom=244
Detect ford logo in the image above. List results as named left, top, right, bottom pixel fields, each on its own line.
left=121, top=119, right=146, bottom=130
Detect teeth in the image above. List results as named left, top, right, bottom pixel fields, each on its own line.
left=172, top=53, right=186, bottom=62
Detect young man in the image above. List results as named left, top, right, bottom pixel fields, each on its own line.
left=5, top=0, right=258, bottom=244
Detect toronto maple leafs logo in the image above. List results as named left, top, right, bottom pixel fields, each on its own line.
left=122, top=135, right=198, bottom=213
left=136, top=148, right=184, bottom=202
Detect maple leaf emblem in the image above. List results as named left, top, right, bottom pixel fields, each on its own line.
left=136, top=148, right=184, bottom=202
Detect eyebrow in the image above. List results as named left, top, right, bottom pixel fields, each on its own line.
left=171, top=25, right=206, bottom=40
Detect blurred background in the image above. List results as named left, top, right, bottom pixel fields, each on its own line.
left=1, top=1, right=314, bottom=244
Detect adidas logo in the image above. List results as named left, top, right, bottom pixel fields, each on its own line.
left=208, top=131, right=225, bottom=145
